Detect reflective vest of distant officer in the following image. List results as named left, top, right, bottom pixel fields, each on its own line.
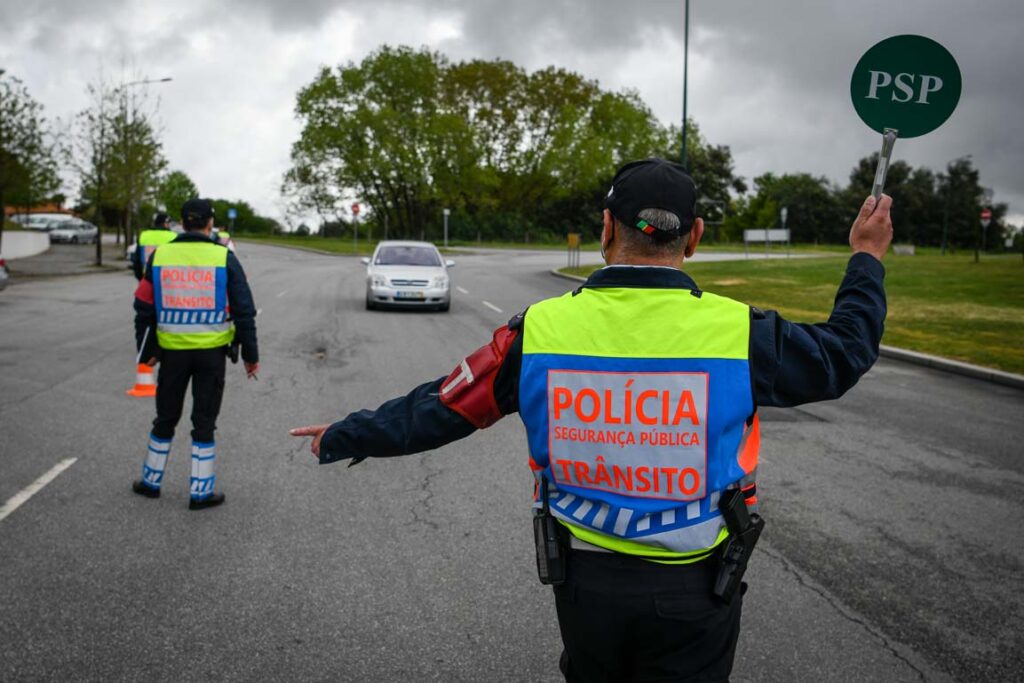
left=133, top=212, right=177, bottom=280
left=151, top=239, right=234, bottom=350
left=131, top=198, right=259, bottom=511
left=519, top=284, right=759, bottom=563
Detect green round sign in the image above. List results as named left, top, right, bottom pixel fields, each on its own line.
left=851, top=34, right=961, bottom=138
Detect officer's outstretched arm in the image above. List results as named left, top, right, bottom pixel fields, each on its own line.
left=290, top=324, right=520, bottom=464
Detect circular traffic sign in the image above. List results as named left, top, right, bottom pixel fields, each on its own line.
left=981, top=208, right=992, bottom=220
left=851, top=35, right=961, bottom=138
left=351, top=203, right=360, bottom=216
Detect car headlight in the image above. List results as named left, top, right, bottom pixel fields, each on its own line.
left=432, top=275, right=449, bottom=289
left=371, top=275, right=388, bottom=288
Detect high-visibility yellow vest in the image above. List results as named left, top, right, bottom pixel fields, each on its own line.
left=519, top=284, right=760, bottom=563
left=151, top=240, right=234, bottom=350
left=137, top=229, right=177, bottom=272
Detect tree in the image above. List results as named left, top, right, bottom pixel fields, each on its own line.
left=69, top=79, right=117, bottom=266
left=0, top=70, right=60, bottom=251
left=723, top=173, right=842, bottom=244
left=285, top=45, right=724, bottom=242
left=106, top=84, right=166, bottom=247
left=157, top=170, right=199, bottom=220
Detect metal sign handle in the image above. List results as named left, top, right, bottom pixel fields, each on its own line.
left=871, top=128, right=899, bottom=201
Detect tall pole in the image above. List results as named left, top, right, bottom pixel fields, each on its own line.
left=680, top=0, right=690, bottom=168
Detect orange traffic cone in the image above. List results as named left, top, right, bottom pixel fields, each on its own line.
left=126, top=363, right=157, bottom=397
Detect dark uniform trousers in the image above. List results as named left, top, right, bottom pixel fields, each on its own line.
left=555, top=549, right=743, bottom=683
left=152, top=347, right=227, bottom=443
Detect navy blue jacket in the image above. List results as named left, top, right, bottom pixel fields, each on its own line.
left=133, top=232, right=259, bottom=363
left=318, top=253, right=886, bottom=464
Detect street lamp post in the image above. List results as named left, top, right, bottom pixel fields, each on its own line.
left=680, top=0, right=690, bottom=169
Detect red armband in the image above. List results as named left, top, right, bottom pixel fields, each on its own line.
left=440, top=325, right=518, bottom=428
left=135, top=278, right=154, bottom=304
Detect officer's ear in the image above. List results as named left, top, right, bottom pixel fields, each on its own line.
left=601, top=210, right=615, bottom=251
left=684, top=218, right=704, bottom=258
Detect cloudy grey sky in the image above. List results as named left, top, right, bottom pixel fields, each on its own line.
left=4, top=0, right=1023, bottom=226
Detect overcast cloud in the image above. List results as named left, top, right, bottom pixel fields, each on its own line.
left=3, top=0, right=1022, bottom=226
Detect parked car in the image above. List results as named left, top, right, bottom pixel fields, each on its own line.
left=12, top=214, right=73, bottom=230
left=49, top=220, right=99, bottom=244
left=0, top=254, right=9, bottom=291
left=362, top=241, right=454, bottom=311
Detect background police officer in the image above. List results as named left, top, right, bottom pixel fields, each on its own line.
left=132, top=198, right=259, bottom=510
left=133, top=212, right=177, bottom=280
left=290, top=159, right=892, bottom=680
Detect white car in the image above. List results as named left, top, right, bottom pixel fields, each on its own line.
left=49, top=220, right=99, bottom=244
left=362, top=241, right=454, bottom=311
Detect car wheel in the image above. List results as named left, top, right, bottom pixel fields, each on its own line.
left=365, top=295, right=375, bottom=310
left=438, top=300, right=450, bottom=312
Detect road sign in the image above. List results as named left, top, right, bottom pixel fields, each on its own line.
left=981, top=208, right=992, bottom=229
left=351, top=203, right=360, bottom=216
left=851, top=35, right=962, bottom=138
left=227, top=208, right=237, bottom=220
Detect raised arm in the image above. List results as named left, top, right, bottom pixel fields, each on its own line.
left=751, top=194, right=893, bottom=408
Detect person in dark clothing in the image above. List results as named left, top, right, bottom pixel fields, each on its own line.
left=133, top=212, right=176, bottom=281
left=132, top=198, right=259, bottom=510
left=291, top=159, right=893, bottom=680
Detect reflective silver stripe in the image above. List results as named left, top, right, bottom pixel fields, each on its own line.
left=557, top=508, right=727, bottom=554
left=686, top=501, right=700, bottom=520
left=569, top=534, right=613, bottom=553
left=592, top=503, right=610, bottom=528
left=612, top=508, right=631, bottom=536
left=573, top=500, right=593, bottom=520
left=158, top=321, right=232, bottom=335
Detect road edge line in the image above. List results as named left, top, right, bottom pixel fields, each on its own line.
left=0, top=458, right=79, bottom=524
left=548, top=269, right=1024, bottom=391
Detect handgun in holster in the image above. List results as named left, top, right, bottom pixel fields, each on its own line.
left=534, top=476, right=568, bottom=586
left=713, top=488, right=765, bottom=605
left=227, top=341, right=240, bottom=364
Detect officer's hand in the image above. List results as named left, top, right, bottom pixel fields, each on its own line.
left=146, top=357, right=158, bottom=367
left=849, top=194, right=893, bottom=261
left=245, top=362, right=259, bottom=379
left=289, top=424, right=330, bottom=458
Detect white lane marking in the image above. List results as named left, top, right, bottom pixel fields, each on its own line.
left=276, top=290, right=288, bottom=298
left=0, top=458, right=78, bottom=524
left=456, top=286, right=469, bottom=295
left=482, top=301, right=503, bottom=313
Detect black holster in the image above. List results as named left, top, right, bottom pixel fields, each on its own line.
left=534, top=477, right=568, bottom=586
left=713, top=489, right=764, bottom=604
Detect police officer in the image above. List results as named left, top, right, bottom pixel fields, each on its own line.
left=132, top=198, right=259, bottom=510
left=290, top=159, right=892, bottom=680
left=133, top=212, right=177, bottom=280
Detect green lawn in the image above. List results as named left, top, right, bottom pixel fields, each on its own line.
left=564, top=253, right=1024, bottom=375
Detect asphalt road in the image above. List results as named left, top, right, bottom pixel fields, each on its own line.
left=1, top=243, right=1021, bottom=682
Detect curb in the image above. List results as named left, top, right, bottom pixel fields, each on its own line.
left=877, top=345, right=1024, bottom=390
left=549, top=269, right=1024, bottom=391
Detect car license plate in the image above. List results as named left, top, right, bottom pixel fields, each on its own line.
left=395, top=291, right=424, bottom=300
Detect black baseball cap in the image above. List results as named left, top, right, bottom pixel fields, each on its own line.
left=153, top=212, right=170, bottom=227
left=606, top=159, right=698, bottom=237
left=181, top=198, right=214, bottom=228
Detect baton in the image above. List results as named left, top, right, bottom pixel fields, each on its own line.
left=871, top=128, right=899, bottom=201
left=135, top=326, right=151, bottom=365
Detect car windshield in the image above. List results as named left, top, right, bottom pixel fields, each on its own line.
left=374, top=246, right=441, bottom=267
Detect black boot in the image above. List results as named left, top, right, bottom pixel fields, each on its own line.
left=132, top=480, right=160, bottom=499
left=188, top=492, right=225, bottom=510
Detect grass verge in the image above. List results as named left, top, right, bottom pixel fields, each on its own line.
left=562, top=253, right=1024, bottom=375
